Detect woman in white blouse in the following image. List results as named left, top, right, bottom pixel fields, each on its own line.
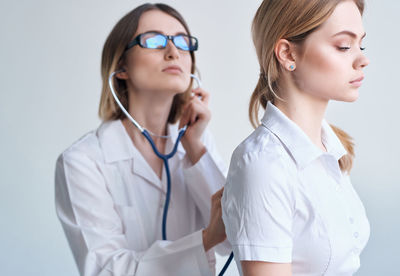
left=222, top=0, right=370, bottom=275
left=55, top=3, right=228, bottom=276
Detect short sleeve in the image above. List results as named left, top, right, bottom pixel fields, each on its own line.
left=222, top=147, right=295, bottom=263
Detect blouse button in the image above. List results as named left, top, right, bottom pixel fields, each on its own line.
left=353, top=232, right=359, bottom=238
left=349, top=217, right=355, bottom=224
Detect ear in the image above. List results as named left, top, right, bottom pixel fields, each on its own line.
left=115, top=68, right=128, bottom=80
left=274, top=39, right=297, bottom=71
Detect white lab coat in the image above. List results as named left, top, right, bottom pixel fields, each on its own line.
left=55, top=120, right=230, bottom=276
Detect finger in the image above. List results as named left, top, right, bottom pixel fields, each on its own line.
left=192, top=88, right=210, bottom=104
left=183, top=102, right=199, bottom=125
left=211, top=194, right=222, bottom=204
left=214, top=187, right=224, bottom=197
left=179, top=106, right=190, bottom=128
left=190, top=108, right=198, bottom=125
left=201, top=91, right=210, bottom=105
left=212, top=190, right=222, bottom=201
left=188, top=101, right=208, bottom=121
left=215, top=199, right=222, bottom=209
left=186, top=107, right=195, bottom=126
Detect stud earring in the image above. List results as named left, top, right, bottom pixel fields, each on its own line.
left=289, top=64, right=295, bottom=71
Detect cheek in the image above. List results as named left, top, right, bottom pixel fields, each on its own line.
left=130, top=52, right=158, bottom=76
left=182, top=53, right=192, bottom=72
left=126, top=52, right=160, bottom=87
left=295, top=46, right=350, bottom=98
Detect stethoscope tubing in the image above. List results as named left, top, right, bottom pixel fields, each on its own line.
left=141, top=129, right=186, bottom=240
left=108, top=70, right=197, bottom=240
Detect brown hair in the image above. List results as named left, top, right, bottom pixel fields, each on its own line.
left=98, top=3, right=196, bottom=124
left=250, top=0, right=364, bottom=172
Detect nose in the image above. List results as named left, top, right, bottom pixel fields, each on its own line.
left=164, top=40, right=179, bottom=60
left=354, top=51, right=370, bottom=70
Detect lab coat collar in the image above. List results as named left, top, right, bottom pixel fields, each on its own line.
left=97, top=120, right=185, bottom=191
left=97, top=120, right=134, bottom=163
left=261, top=101, right=347, bottom=169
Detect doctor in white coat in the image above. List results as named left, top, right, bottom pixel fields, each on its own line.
left=55, top=3, right=229, bottom=276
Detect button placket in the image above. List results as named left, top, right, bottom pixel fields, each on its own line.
left=159, top=195, right=173, bottom=209
left=321, top=155, right=343, bottom=192
left=352, top=246, right=360, bottom=255
left=333, top=175, right=361, bottom=252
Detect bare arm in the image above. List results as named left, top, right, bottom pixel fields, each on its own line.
left=241, top=261, right=292, bottom=276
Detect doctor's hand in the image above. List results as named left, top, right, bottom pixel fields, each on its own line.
left=202, top=187, right=227, bottom=252
left=179, top=87, right=211, bottom=165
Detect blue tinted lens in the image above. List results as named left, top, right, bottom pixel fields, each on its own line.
left=173, top=35, right=190, bottom=51
left=144, top=34, right=166, bottom=49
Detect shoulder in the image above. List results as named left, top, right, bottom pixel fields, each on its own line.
left=230, top=125, right=288, bottom=170
left=225, top=125, right=296, bottom=198
left=57, top=125, right=104, bottom=166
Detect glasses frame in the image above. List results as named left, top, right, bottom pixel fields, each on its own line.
left=125, top=31, right=199, bottom=52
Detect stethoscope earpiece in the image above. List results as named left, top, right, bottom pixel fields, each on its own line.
left=190, top=73, right=202, bottom=89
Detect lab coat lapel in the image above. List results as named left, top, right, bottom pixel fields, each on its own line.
left=97, top=120, right=164, bottom=192
left=130, top=144, right=164, bottom=192
left=130, top=123, right=186, bottom=192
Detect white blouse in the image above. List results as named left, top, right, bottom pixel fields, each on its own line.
left=55, top=120, right=230, bottom=276
left=222, top=102, right=370, bottom=276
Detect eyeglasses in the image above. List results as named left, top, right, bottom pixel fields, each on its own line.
left=126, top=31, right=198, bottom=52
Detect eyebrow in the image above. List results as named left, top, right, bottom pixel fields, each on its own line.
left=143, top=30, right=188, bottom=36
left=332, top=30, right=366, bottom=39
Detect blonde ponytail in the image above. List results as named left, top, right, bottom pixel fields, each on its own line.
left=330, top=124, right=355, bottom=173
left=249, top=73, right=269, bottom=128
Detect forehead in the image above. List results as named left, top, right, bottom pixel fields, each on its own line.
left=136, top=10, right=187, bottom=35
left=312, top=1, right=364, bottom=38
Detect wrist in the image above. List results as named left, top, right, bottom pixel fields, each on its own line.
left=182, top=139, right=206, bottom=165
left=202, top=228, right=212, bottom=252
left=202, top=227, right=224, bottom=252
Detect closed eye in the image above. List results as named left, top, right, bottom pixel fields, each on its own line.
left=337, top=46, right=366, bottom=51
left=338, top=46, right=351, bottom=51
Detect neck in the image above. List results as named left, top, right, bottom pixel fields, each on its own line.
left=126, top=87, right=174, bottom=137
left=275, top=81, right=329, bottom=151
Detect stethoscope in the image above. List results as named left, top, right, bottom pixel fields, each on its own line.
left=108, top=71, right=233, bottom=275
left=109, top=70, right=201, bottom=241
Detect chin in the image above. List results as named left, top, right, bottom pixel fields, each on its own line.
left=336, top=90, right=359, bottom=102
left=164, top=85, right=188, bottom=95
left=164, top=79, right=190, bottom=93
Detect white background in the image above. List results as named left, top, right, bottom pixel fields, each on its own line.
left=0, top=0, right=398, bottom=275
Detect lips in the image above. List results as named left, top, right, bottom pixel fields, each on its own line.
left=162, top=65, right=182, bottom=74
left=350, top=76, right=364, bottom=83
left=349, top=75, right=364, bottom=88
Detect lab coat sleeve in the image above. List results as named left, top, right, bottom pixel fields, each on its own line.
left=55, top=149, right=213, bottom=276
left=182, top=129, right=231, bottom=256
